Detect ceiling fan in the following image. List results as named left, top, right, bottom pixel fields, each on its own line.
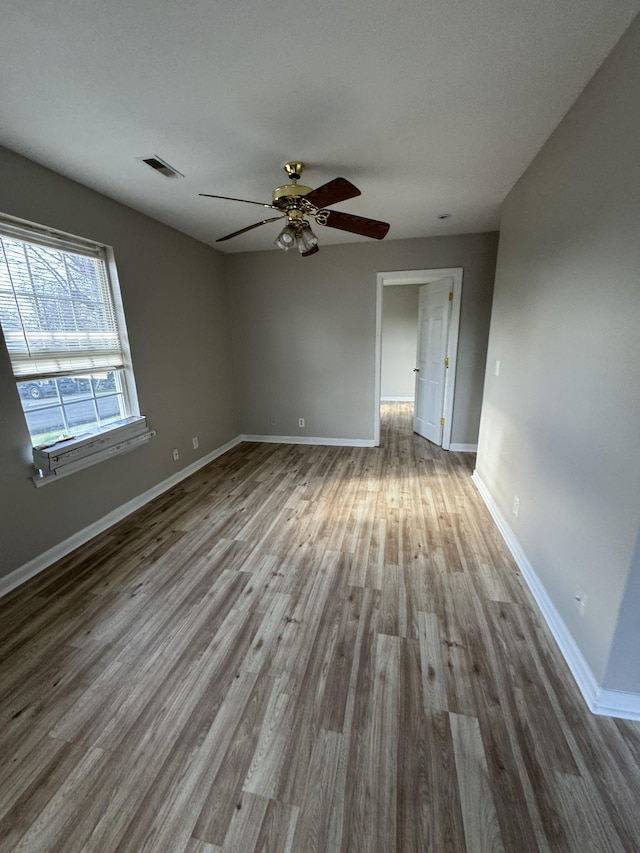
left=199, top=161, right=390, bottom=256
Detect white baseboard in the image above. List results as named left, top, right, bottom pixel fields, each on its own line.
left=472, top=471, right=640, bottom=721
left=450, top=443, right=478, bottom=453
left=241, top=434, right=376, bottom=448
left=592, top=688, right=640, bottom=719
left=0, top=435, right=243, bottom=599
left=381, top=396, right=415, bottom=402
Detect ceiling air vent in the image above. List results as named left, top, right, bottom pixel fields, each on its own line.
left=140, top=156, right=184, bottom=179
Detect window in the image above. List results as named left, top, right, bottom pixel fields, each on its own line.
left=0, top=213, right=141, bottom=457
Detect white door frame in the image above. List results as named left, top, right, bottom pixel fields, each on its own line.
left=374, top=267, right=463, bottom=447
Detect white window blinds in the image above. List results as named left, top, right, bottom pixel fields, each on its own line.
left=0, top=219, right=125, bottom=381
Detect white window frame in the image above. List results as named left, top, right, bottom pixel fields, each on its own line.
left=0, top=212, right=150, bottom=483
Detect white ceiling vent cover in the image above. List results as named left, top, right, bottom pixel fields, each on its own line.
left=140, top=156, right=184, bottom=178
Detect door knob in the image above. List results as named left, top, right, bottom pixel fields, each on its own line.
left=413, top=368, right=420, bottom=372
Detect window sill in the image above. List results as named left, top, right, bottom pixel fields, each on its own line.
left=32, top=428, right=155, bottom=487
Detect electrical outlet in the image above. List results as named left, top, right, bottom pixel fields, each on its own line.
left=512, top=495, right=520, bottom=517
left=298, top=418, right=305, bottom=428
left=574, top=585, right=587, bottom=615
left=494, top=359, right=501, bottom=376
left=270, top=417, right=277, bottom=426
left=192, top=436, right=199, bottom=450
left=172, top=448, right=179, bottom=462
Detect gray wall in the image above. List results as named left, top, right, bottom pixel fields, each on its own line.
left=226, top=232, right=497, bottom=444
left=0, top=146, right=238, bottom=578
left=475, top=15, right=640, bottom=691
left=381, top=284, right=419, bottom=399
left=604, top=530, right=640, bottom=691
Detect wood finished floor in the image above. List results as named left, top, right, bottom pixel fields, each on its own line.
left=1, top=403, right=640, bottom=852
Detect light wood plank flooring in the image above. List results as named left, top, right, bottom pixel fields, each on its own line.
left=1, top=403, right=639, bottom=852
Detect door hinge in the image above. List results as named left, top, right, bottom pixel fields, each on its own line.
left=448, top=292, right=453, bottom=301
left=444, top=357, right=449, bottom=368
left=440, top=417, right=445, bottom=426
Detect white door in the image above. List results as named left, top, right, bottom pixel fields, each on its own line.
left=413, top=279, right=451, bottom=444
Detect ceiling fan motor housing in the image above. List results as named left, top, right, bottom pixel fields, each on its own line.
left=272, top=183, right=312, bottom=209
left=272, top=161, right=312, bottom=210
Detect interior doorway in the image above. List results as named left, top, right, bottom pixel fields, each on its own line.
left=374, top=268, right=463, bottom=447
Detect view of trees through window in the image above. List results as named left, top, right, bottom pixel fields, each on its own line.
left=0, top=230, right=129, bottom=447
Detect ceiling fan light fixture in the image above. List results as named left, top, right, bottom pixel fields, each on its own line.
left=274, top=223, right=297, bottom=251
left=297, top=224, right=318, bottom=253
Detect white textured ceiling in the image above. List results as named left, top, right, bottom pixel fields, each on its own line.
left=1, top=0, right=638, bottom=252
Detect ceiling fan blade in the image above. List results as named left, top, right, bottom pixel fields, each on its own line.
left=321, top=210, right=390, bottom=240
left=216, top=216, right=284, bottom=242
left=301, top=244, right=319, bottom=257
left=303, top=177, right=361, bottom=209
left=200, top=193, right=278, bottom=211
